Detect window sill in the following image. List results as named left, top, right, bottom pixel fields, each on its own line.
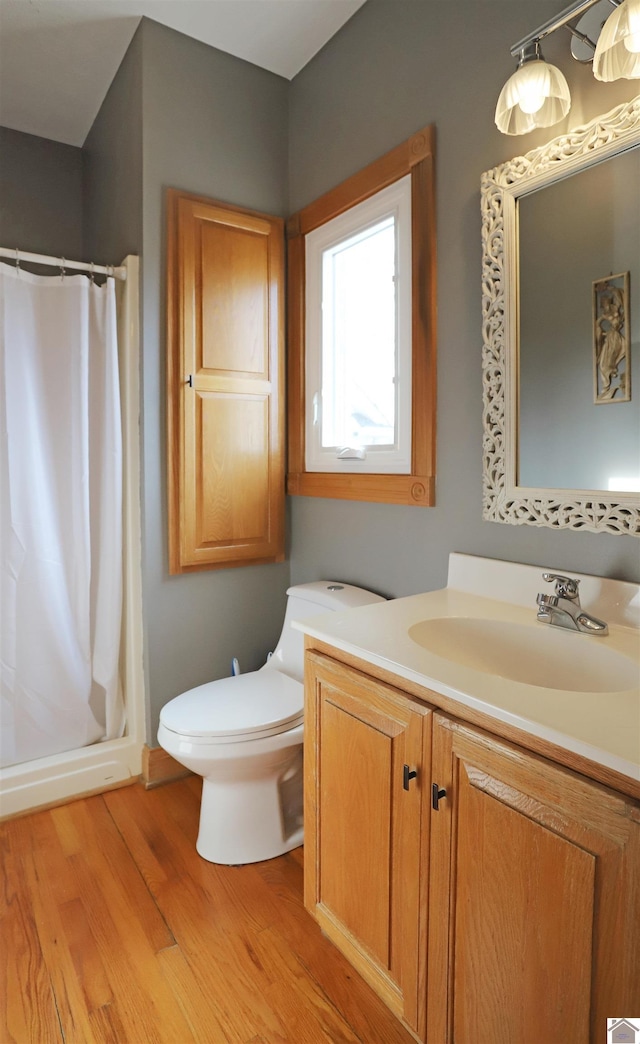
left=287, top=471, right=435, bottom=506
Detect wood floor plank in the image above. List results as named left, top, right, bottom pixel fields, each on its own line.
left=58, top=896, right=113, bottom=1013
left=104, top=783, right=203, bottom=896
left=0, top=861, right=61, bottom=1044
left=3, top=778, right=417, bottom=1044
left=56, top=810, right=197, bottom=1043
left=17, top=815, right=100, bottom=1042
left=87, top=1000, right=131, bottom=1044
left=53, top=796, right=175, bottom=953
left=7, top=798, right=195, bottom=1043
left=24, top=807, right=80, bottom=908
left=157, top=873, right=292, bottom=1041
left=50, top=800, right=87, bottom=856
left=109, top=780, right=415, bottom=1043
left=251, top=924, right=362, bottom=1043
left=156, top=943, right=245, bottom=1043
left=106, top=785, right=304, bottom=1041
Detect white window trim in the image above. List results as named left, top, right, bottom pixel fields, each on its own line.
left=304, top=174, right=412, bottom=474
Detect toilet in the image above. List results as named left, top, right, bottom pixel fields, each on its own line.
left=157, top=581, right=385, bottom=865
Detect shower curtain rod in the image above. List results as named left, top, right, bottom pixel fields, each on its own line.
left=0, top=247, right=127, bottom=281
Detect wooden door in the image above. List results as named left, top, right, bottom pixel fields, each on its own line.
left=167, top=190, right=285, bottom=572
left=304, top=652, right=432, bottom=1039
left=427, top=714, right=640, bottom=1044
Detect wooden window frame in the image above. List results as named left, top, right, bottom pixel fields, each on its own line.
left=286, top=125, right=437, bottom=506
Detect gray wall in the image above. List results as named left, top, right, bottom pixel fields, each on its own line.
left=0, top=127, right=83, bottom=259
left=138, top=20, right=291, bottom=740
left=4, top=5, right=639, bottom=745
left=288, top=0, right=640, bottom=597
left=83, top=28, right=143, bottom=266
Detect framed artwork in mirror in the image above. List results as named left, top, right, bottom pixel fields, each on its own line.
left=481, top=95, right=640, bottom=537
left=593, top=272, right=630, bottom=405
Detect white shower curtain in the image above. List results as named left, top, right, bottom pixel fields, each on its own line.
left=0, top=265, right=125, bottom=768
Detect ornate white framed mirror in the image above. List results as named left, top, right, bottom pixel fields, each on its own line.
left=481, top=95, right=640, bottom=536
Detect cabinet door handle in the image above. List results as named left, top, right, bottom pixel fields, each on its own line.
left=403, top=765, right=418, bottom=790
left=432, top=783, right=447, bottom=810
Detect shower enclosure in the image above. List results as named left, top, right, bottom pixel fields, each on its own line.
left=0, top=252, right=144, bottom=816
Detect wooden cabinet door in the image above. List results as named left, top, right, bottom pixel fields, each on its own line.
left=427, top=714, right=640, bottom=1044
left=167, top=190, right=285, bottom=573
left=304, top=652, right=432, bottom=1039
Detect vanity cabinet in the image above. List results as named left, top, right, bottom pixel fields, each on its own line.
left=303, top=652, right=432, bottom=1039
left=304, top=647, right=640, bottom=1044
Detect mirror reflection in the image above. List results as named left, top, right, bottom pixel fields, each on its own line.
left=518, top=145, right=639, bottom=493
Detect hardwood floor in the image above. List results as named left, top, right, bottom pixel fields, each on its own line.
left=1, top=777, right=415, bottom=1043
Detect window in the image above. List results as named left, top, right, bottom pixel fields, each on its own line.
left=305, top=175, right=412, bottom=473
left=287, top=125, right=436, bottom=505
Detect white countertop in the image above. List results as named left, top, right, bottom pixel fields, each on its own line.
left=295, top=556, right=640, bottom=785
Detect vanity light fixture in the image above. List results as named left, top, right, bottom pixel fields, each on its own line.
left=495, top=0, right=640, bottom=135
left=495, top=42, right=571, bottom=135
left=593, top=0, right=640, bottom=79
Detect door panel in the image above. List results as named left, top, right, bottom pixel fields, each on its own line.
left=304, top=652, right=432, bottom=1038
left=427, top=714, right=640, bottom=1044
left=200, top=220, right=270, bottom=377
left=454, top=766, right=594, bottom=1043
left=167, top=190, right=284, bottom=572
left=320, top=698, right=393, bottom=965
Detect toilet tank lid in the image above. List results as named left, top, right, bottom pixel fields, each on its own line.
left=286, top=581, right=386, bottom=610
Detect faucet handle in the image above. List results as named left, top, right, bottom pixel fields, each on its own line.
left=537, top=592, right=558, bottom=607
left=542, top=572, right=580, bottom=600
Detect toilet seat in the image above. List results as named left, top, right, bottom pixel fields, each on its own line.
left=159, top=669, right=304, bottom=743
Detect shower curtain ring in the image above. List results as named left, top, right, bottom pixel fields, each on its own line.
left=60, top=257, right=66, bottom=280
left=15, top=248, right=20, bottom=274
left=89, top=262, right=95, bottom=284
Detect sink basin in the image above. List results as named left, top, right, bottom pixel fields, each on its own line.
left=408, top=617, right=639, bottom=693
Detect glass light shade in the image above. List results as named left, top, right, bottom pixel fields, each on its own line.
left=593, top=0, right=640, bottom=81
left=495, top=58, right=571, bottom=135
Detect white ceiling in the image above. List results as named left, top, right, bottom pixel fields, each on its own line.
left=0, top=0, right=366, bottom=147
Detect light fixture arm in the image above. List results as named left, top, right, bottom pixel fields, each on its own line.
left=509, top=0, right=621, bottom=58
left=564, top=22, right=598, bottom=51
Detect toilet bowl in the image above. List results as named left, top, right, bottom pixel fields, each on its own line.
left=157, top=581, right=385, bottom=865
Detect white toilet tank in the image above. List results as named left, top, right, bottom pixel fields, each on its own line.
left=265, top=581, right=386, bottom=681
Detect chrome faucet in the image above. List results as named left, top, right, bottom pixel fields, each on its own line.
left=536, top=572, right=609, bottom=636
